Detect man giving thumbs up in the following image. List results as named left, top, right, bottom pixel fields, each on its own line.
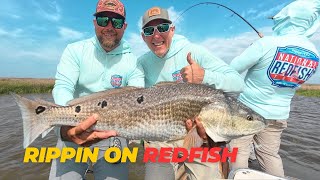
left=180, top=52, right=205, bottom=84
left=138, top=6, right=245, bottom=180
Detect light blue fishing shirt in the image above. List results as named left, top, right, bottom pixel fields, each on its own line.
left=138, top=34, right=244, bottom=92
left=230, top=0, right=320, bottom=120
left=53, top=36, right=144, bottom=106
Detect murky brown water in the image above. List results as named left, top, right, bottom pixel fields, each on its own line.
left=0, top=94, right=319, bottom=179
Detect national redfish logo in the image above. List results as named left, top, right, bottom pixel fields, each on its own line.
left=267, top=46, right=319, bottom=88
left=172, top=70, right=183, bottom=82
left=110, top=75, right=123, bottom=88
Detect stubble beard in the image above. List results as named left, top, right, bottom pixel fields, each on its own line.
left=97, top=33, right=120, bottom=51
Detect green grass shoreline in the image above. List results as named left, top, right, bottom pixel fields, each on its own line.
left=0, top=78, right=54, bottom=95
left=1, top=78, right=320, bottom=97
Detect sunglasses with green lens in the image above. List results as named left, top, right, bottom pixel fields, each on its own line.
left=96, top=16, right=125, bottom=29
left=143, top=23, right=171, bottom=36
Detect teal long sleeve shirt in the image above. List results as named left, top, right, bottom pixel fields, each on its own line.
left=230, top=0, right=320, bottom=120
left=138, top=34, right=244, bottom=92
left=53, top=36, right=144, bottom=106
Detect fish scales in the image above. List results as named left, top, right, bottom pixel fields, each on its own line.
left=12, top=82, right=266, bottom=148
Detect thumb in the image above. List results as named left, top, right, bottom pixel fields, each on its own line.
left=187, top=52, right=195, bottom=65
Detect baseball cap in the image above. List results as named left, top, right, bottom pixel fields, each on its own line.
left=94, top=0, right=126, bottom=18
left=142, top=7, right=172, bottom=28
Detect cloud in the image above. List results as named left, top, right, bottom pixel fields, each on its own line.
left=58, top=27, right=86, bottom=41
left=241, top=8, right=258, bottom=18
left=168, top=6, right=184, bottom=33
left=127, top=32, right=149, bottom=57
left=168, top=6, right=183, bottom=25
left=0, top=1, right=22, bottom=20
left=32, top=0, right=61, bottom=22
left=242, top=2, right=288, bottom=21
left=198, top=31, right=262, bottom=63
left=253, top=3, right=287, bottom=20
left=198, top=26, right=320, bottom=84
left=0, top=27, right=23, bottom=38
left=0, top=26, right=87, bottom=65
left=9, top=14, right=21, bottom=19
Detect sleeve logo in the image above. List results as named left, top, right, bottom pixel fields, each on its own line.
left=267, top=46, right=319, bottom=88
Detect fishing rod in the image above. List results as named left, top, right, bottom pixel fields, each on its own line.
left=174, top=2, right=264, bottom=38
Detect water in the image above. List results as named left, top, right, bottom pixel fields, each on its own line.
left=0, top=94, right=319, bottom=179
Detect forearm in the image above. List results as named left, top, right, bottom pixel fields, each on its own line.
left=203, top=70, right=244, bottom=93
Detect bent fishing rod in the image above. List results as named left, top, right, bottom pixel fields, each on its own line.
left=174, top=2, right=264, bottom=38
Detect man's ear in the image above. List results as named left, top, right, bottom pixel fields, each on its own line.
left=123, top=22, right=127, bottom=30
left=171, top=25, right=175, bottom=32
left=141, top=32, right=146, bottom=42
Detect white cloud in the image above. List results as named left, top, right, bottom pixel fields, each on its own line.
left=0, top=35, right=63, bottom=63
left=198, top=26, right=320, bottom=84
left=32, top=0, right=61, bottom=22
left=127, top=32, right=149, bottom=57
left=9, top=14, right=21, bottom=19
left=168, top=6, right=183, bottom=26
left=16, top=48, right=62, bottom=62
left=0, top=27, right=23, bottom=38
left=253, top=3, right=287, bottom=20
left=0, top=28, right=8, bottom=36
left=242, top=2, right=288, bottom=21
left=199, top=31, right=263, bottom=63
left=58, top=27, right=86, bottom=41
left=0, top=0, right=20, bottom=18
left=241, top=8, right=258, bottom=18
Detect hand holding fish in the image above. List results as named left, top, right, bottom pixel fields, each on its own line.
left=185, top=117, right=207, bottom=143
left=60, top=114, right=117, bottom=146
left=180, top=52, right=204, bottom=84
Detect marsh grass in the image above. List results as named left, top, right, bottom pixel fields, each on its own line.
left=1, top=78, right=320, bottom=97
left=0, top=78, right=54, bottom=94
left=296, top=84, right=320, bottom=97
left=296, top=89, right=320, bottom=97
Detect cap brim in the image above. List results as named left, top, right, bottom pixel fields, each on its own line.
left=93, top=11, right=125, bottom=19
left=142, top=18, right=172, bottom=28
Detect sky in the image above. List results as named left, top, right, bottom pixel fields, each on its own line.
left=0, top=0, right=319, bottom=84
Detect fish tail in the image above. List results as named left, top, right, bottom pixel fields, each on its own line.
left=11, top=93, right=51, bottom=148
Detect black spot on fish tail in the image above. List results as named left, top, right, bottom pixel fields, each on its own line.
left=75, top=106, right=81, bottom=113
left=137, top=96, right=144, bottom=104
left=101, top=100, right=107, bottom=108
left=35, top=106, right=46, bottom=114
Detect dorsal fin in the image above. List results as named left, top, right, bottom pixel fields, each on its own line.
left=67, top=86, right=142, bottom=105
left=35, top=98, right=60, bottom=107
left=154, top=81, right=181, bottom=87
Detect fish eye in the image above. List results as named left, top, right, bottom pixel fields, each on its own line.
left=247, top=115, right=253, bottom=121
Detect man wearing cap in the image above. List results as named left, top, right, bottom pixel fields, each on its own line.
left=229, top=0, right=320, bottom=177
left=49, top=0, right=144, bottom=179
left=138, top=6, right=244, bottom=179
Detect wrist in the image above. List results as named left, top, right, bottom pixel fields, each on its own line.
left=60, top=126, right=72, bottom=141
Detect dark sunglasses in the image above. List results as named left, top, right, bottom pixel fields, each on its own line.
left=96, top=16, right=125, bottom=29
left=143, top=23, right=172, bottom=36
